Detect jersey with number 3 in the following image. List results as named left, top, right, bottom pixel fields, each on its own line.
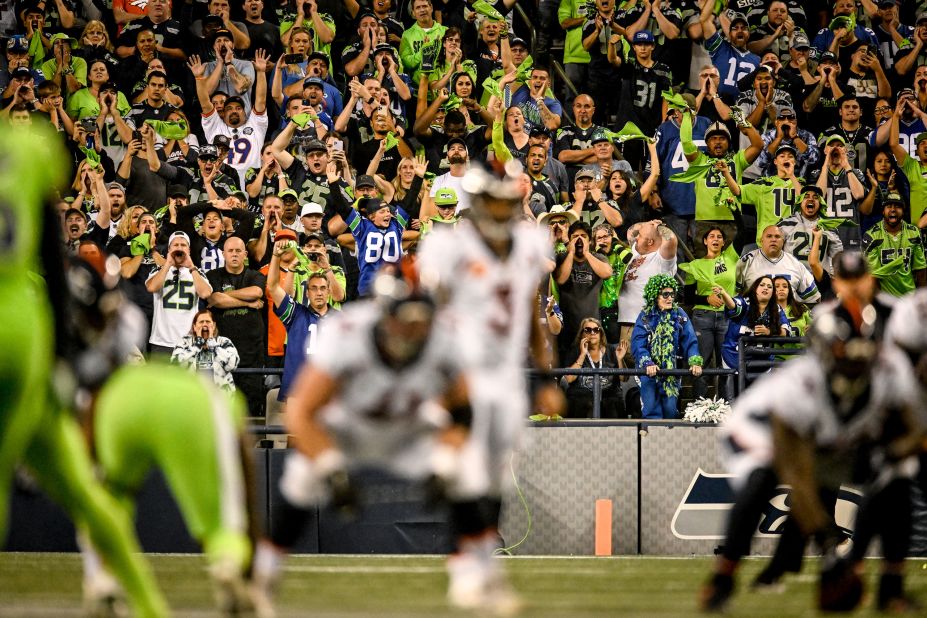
left=146, top=266, right=212, bottom=348
left=418, top=221, right=552, bottom=371
left=346, top=206, right=409, bottom=296
left=202, top=110, right=268, bottom=188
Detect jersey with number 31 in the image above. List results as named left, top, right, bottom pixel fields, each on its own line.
left=418, top=221, right=552, bottom=371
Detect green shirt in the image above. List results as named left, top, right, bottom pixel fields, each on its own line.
left=280, top=13, right=336, bottom=63
left=739, top=176, right=798, bottom=244
left=400, top=22, right=448, bottom=84
left=680, top=244, right=738, bottom=311
left=688, top=150, right=748, bottom=221
left=66, top=88, right=131, bottom=120
left=40, top=56, right=88, bottom=91
left=901, top=155, right=927, bottom=224
left=863, top=221, right=927, bottom=296
left=558, top=0, right=591, bottom=65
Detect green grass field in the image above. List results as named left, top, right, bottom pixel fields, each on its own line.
left=1, top=553, right=925, bottom=616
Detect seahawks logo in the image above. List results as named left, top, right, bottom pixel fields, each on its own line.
left=671, top=469, right=862, bottom=540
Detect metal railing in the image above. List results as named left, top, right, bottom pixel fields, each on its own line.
left=736, top=335, right=806, bottom=394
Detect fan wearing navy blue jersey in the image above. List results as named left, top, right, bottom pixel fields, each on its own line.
left=700, top=5, right=761, bottom=102
left=325, top=159, right=424, bottom=296
left=268, top=238, right=334, bottom=402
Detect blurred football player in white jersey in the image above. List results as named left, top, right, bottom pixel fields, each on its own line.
left=701, top=253, right=920, bottom=613
left=252, top=266, right=510, bottom=612
left=417, top=159, right=565, bottom=610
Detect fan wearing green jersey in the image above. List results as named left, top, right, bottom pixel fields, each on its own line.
left=889, top=123, right=927, bottom=225
left=862, top=191, right=927, bottom=296
left=677, top=109, right=764, bottom=257
left=727, top=143, right=802, bottom=244
left=0, top=126, right=168, bottom=617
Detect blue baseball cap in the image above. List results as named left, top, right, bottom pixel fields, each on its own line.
left=632, top=30, right=655, bottom=45
left=6, top=35, right=28, bottom=53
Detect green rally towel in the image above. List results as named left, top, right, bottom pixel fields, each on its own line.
left=144, top=119, right=189, bottom=140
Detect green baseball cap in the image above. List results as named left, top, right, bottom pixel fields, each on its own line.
left=825, top=134, right=847, bottom=146
left=434, top=188, right=458, bottom=207
left=914, top=132, right=927, bottom=145
left=278, top=189, right=299, bottom=201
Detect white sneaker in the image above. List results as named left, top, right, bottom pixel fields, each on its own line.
left=447, top=554, right=486, bottom=611
left=483, top=561, right=524, bottom=617
left=83, top=571, right=129, bottom=617
left=211, top=559, right=254, bottom=615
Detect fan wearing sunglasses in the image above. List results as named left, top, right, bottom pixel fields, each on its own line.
left=561, top=318, right=627, bottom=419
left=631, top=274, right=702, bottom=419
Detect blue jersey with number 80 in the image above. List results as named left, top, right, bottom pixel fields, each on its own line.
left=346, top=206, right=409, bottom=296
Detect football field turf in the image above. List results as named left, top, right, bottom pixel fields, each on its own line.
left=2, top=554, right=926, bottom=616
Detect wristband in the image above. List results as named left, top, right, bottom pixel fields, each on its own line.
left=366, top=96, right=375, bottom=105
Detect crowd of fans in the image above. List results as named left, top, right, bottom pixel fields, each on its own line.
left=11, top=0, right=927, bottom=419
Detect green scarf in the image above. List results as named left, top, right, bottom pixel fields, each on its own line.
left=814, top=216, right=857, bottom=231
left=80, top=145, right=102, bottom=170
left=441, top=93, right=463, bottom=111
left=604, top=121, right=655, bottom=144
left=482, top=76, right=503, bottom=100
left=677, top=261, right=715, bottom=286
left=515, top=56, right=534, bottom=84
left=383, top=131, right=400, bottom=151
left=829, top=13, right=857, bottom=33
left=130, top=233, right=152, bottom=256
left=662, top=90, right=690, bottom=111
left=290, top=113, right=317, bottom=129
left=472, top=0, right=505, bottom=22
left=651, top=310, right=680, bottom=397
left=28, top=34, right=45, bottom=69
left=144, top=119, right=189, bottom=140
left=871, top=254, right=906, bottom=278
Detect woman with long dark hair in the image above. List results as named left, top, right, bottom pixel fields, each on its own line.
left=603, top=141, right=660, bottom=235
left=171, top=310, right=240, bottom=392
left=561, top=317, right=627, bottom=418
left=715, top=275, right=792, bottom=384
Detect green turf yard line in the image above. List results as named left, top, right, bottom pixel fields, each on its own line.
left=1, top=553, right=925, bottom=616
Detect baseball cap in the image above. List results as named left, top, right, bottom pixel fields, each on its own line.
left=799, top=185, right=824, bottom=203
left=168, top=231, right=191, bottom=246
left=574, top=166, right=597, bottom=181
left=306, top=51, right=329, bottom=65
left=355, top=174, right=377, bottom=189
left=202, top=204, right=224, bottom=220
left=705, top=121, right=731, bottom=140
left=198, top=144, right=220, bottom=159
left=356, top=10, right=377, bottom=24
left=100, top=80, right=119, bottom=93
left=434, top=188, right=458, bottom=207
left=883, top=191, right=906, bottom=205
left=729, top=12, right=749, bottom=27
left=509, top=37, right=528, bottom=49
left=825, top=134, right=847, bottom=146
left=632, top=30, right=655, bottom=45
left=223, top=95, right=245, bottom=109
left=778, top=106, right=797, bottom=118
left=301, top=231, right=324, bottom=245
left=279, top=188, right=299, bottom=201
left=914, top=132, right=927, bottom=145
left=6, top=36, right=28, bottom=53
left=105, top=182, right=126, bottom=193
left=212, top=134, right=231, bottom=149
left=209, top=28, right=233, bottom=43
left=447, top=137, right=468, bottom=151
left=48, top=33, right=75, bottom=46
left=357, top=197, right=387, bottom=217
left=372, top=43, right=395, bottom=57
left=537, top=204, right=579, bottom=226
left=303, top=139, right=328, bottom=153
left=202, top=14, right=225, bottom=29
left=790, top=31, right=811, bottom=50
left=167, top=185, right=188, bottom=198
left=775, top=144, right=797, bottom=157
left=918, top=11, right=927, bottom=24
left=529, top=127, right=550, bottom=139
left=303, top=76, right=324, bottom=89
left=877, top=0, right=896, bottom=7
left=301, top=202, right=324, bottom=217
left=590, top=131, right=611, bottom=144
left=9, top=67, right=31, bottom=80
left=819, top=51, right=839, bottom=64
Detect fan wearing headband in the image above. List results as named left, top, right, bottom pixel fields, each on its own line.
left=630, top=274, right=703, bottom=419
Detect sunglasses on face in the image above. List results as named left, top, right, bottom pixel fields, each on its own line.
left=582, top=326, right=601, bottom=334
left=874, top=106, right=891, bottom=113
left=659, top=291, right=676, bottom=299
left=548, top=219, right=568, bottom=227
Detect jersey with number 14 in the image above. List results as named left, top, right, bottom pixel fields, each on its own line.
left=418, top=221, right=552, bottom=371
left=739, top=176, right=798, bottom=244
